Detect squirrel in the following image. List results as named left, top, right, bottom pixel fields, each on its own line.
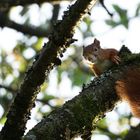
left=83, top=38, right=140, bottom=118
left=83, top=38, right=120, bottom=76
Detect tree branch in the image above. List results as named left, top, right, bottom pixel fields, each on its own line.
left=51, top=4, right=60, bottom=22
left=0, top=4, right=60, bottom=37
left=99, top=0, right=113, bottom=17
left=0, top=11, right=52, bottom=37
left=24, top=53, right=140, bottom=140
left=0, top=5, right=59, bottom=37
left=0, top=84, right=17, bottom=94
left=0, top=0, right=97, bottom=140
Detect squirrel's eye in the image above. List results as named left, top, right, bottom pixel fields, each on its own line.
left=88, top=58, right=92, bottom=61
left=94, top=48, right=98, bottom=51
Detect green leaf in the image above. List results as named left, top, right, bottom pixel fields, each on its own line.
left=113, top=5, right=126, bottom=17
left=105, top=19, right=119, bottom=27
left=33, top=38, right=43, bottom=51
left=0, top=117, right=6, bottom=124
left=83, top=17, right=92, bottom=27
left=113, top=4, right=129, bottom=28
left=135, top=3, right=140, bottom=17
left=43, top=95, right=56, bottom=101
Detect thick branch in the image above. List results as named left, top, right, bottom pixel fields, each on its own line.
left=24, top=54, right=140, bottom=140
left=0, top=0, right=97, bottom=140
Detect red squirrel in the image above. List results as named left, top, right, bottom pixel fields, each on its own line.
left=83, top=38, right=140, bottom=118
left=83, top=38, right=120, bottom=76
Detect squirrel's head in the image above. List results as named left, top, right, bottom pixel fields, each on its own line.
left=83, top=38, right=101, bottom=63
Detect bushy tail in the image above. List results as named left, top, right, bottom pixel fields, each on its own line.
left=115, top=68, right=140, bottom=118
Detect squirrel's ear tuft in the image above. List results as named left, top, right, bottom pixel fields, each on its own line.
left=94, top=38, right=100, bottom=45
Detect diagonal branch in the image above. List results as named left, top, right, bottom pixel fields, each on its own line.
left=24, top=53, right=140, bottom=140
left=0, top=0, right=97, bottom=140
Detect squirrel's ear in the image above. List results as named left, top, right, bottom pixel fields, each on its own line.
left=94, top=38, right=100, bottom=45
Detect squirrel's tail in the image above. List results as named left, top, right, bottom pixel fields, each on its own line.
left=116, top=68, right=140, bottom=118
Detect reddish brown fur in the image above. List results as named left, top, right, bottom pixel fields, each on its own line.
left=83, top=45, right=94, bottom=56
left=116, top=68, right=140, bottom=118
left=83, top=38, right=120, bottom=76
left=98, top=48, right=119, bottom=62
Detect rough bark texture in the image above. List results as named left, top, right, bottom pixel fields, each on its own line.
left=0, top=0, right=97, bottom=140
left=24, top=53, right=140, bottom=140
